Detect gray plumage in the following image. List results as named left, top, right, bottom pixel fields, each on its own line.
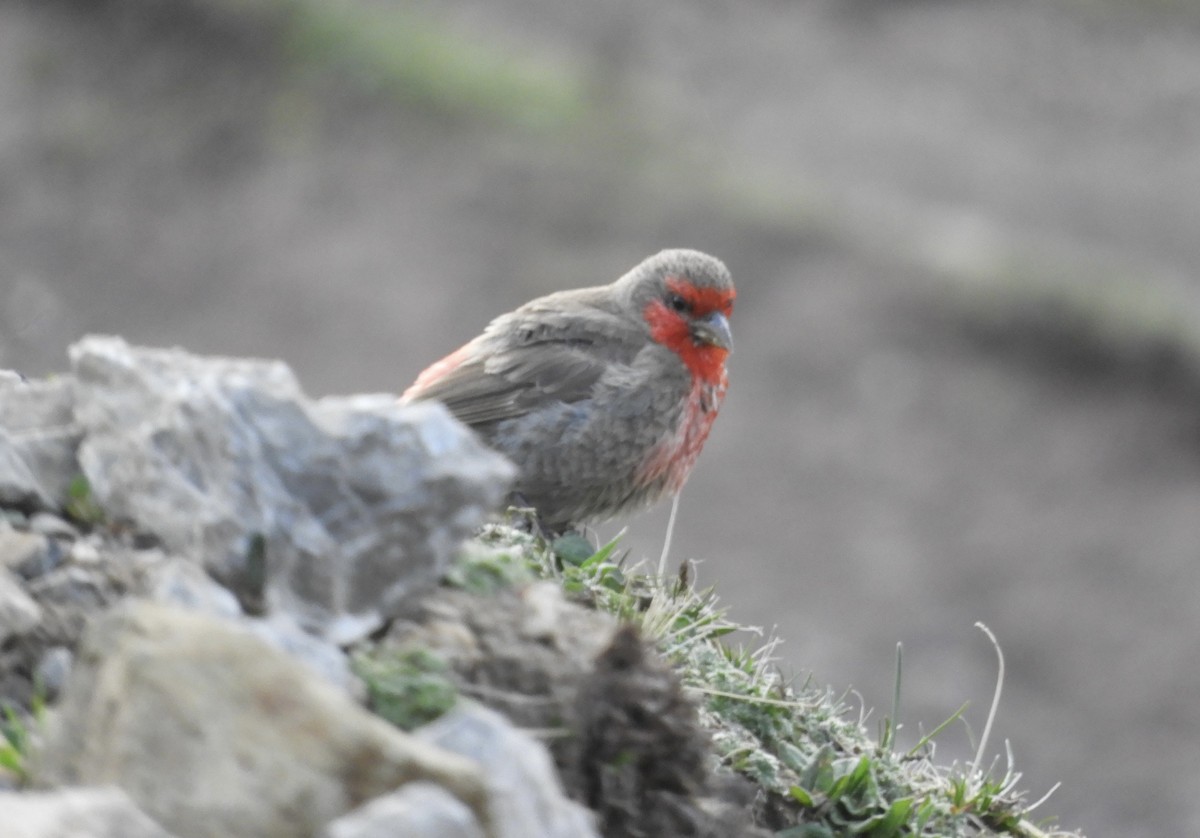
left=403, top=249, right=734, bottom=530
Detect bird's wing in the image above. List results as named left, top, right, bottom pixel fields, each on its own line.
left=404, top=293, right=644, bottom=427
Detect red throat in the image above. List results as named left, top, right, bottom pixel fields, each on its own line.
left=643, top=278, right=734, bottom=385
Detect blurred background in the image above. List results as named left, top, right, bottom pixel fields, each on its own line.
left=4, top=1, right=1200, bottom=834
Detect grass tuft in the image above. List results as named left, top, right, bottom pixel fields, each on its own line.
left=64, top=474, right=105, bottom=527
left=451, top=522, right=1083, bottom=837
left=0, top=690, right=46, bottom=787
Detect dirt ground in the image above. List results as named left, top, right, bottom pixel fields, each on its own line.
left=4, top=1, right=1200, bottom=835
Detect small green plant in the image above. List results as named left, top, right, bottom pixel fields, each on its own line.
left=557, top=535, right=629, bottom=604
left=549, top=532, right=595, bottom=567
left=785, top=753, right=916, bottom=838
left=0, top=692, right=46, bottom=786
left=353, top=647, right=457, bottom=731
left=229, top=533, right=270, bottom=617
left=64, top=474, right=104, bottom=526
left=445, top=537, right=536, bottom=594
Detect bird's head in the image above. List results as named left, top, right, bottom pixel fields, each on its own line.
left=621, top=249, right=735, bottom=384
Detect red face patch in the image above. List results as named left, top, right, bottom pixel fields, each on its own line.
left=665, top=276, right=735, bottom=317
left=643, top=276, right=734, bottom=385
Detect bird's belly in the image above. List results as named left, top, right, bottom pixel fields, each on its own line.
left=487, top=374, right=724, bottom=527
left=633, top=379, right=724, bottom=495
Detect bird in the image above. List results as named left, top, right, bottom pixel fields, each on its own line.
left=401, top=248, right=734, bottom=532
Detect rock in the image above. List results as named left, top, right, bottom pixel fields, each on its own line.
left=66, top=538, right=102, bottom=566
left=1, top=508, right=28, bottom=527
left=0, top=787, right=174, bottom=838
left=26, top=557, right=140, bottom=613
left=245, top=612, right=356, bottom=692
left=32, top=602, right=488, bottom=838
left=0, top=544, right=158, bottom=708
left=574, top=625, right=714, bottom=838
left=33, top=646, right=73, bottom=701
left=138, top=557, right=357, bottom=690
left=0, top=376, right=81, bottom=511
left=393, top=585, right=758, bottom=837
left=0, top=435, right=49, bottom=510
left=388, top=585, right=616, bottom=736
left=0, top=573, right=42, bottom=644
left=69, top=336, right=514, bottom=643
left=415, top=703, right=600, bottom=838
left=27, top=513, right=78, bottom=541
left=518, top=579, right=585, bottom=643
left=0, top=528, right=61, bottom=579
left=139, top=555, right=242, bottom=620
left=322, top=782, right=486, bottom=838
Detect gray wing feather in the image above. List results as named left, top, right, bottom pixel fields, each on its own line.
left=412, top=295, right=643, bottom=427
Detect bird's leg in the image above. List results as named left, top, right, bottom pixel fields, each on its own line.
left=503, top=493, right=601, bottom=567
left=505, top=492, right=558, bottom=542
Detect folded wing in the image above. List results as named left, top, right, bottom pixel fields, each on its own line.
left=405, top=294, right=642, bottom=427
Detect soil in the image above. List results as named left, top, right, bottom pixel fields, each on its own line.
left=4, top=1, right=1200, bottom=835
left=388, top=585, right=768, bottom=836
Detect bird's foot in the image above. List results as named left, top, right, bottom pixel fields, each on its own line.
left=504, top=494, right=558, bottom=542
left=502, top=494, right=599, bottom=566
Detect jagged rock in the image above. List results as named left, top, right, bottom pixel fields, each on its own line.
left=0, top=572, right=42, bottom=644
left=322, top=782, right=487, bottom=838
left=415, top=703, right=601, bottom=838
left=0, top=787, right=175, bottom=838
left=0, top=376, right=80, bottom=511
left=32, top=602, right=489, bottom=838
left=69, top=336, right=514, bottom=643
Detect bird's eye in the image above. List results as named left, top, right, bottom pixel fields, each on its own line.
left=666, top=293, right=690, bottom=313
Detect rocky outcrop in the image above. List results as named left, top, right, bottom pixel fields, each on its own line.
left=0, top=337, right=748, bottom=838
left=69, top=336, right=514, bottom=642
left=2, top=336, right=514, bottom=644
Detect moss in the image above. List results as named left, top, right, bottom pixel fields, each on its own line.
left=63, top=474, right=105, bottom=528
left=352, top=647, right=458, bottom=732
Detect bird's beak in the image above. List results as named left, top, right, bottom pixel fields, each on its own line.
left=691, top=311, right=733, bottom=353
